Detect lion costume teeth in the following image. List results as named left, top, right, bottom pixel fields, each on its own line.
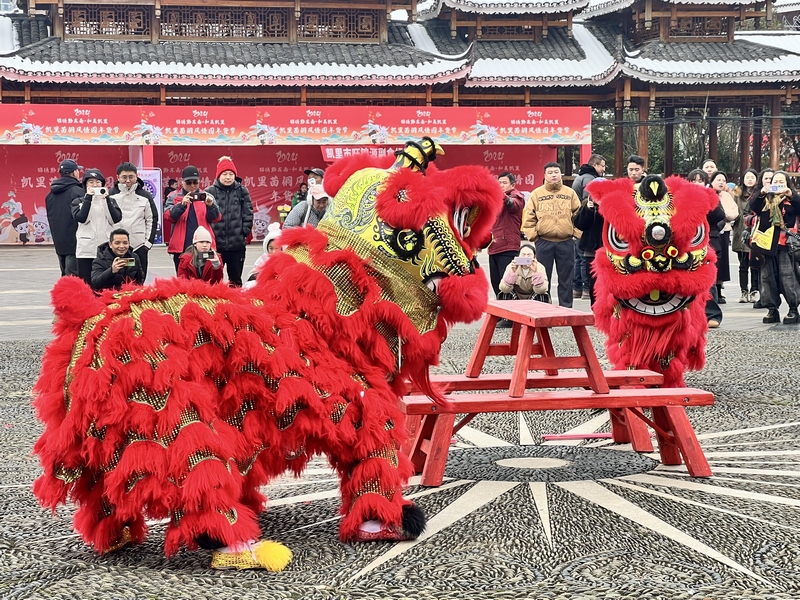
left=31, top=139, right=502, bottom=569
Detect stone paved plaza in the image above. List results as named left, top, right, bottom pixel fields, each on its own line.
left=2, top=245, right=800, bottom=600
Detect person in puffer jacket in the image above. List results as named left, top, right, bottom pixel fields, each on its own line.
left=71, top=168, right=123, bottom=285
left=206, top=156, right=253, bottom=287
left=108, top=162, right=157, bottom=279
left=45, top=159, right=84, bottom=277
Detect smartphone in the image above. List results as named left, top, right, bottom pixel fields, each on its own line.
left=769, top=184, right=784, bottom=194
left=516, top=256, right=532, bottom=266
left=124, top=258, right=136, bottom=267
left=200, top=251, right=214, bottom=259
left=192, top=191, right=207, bottom=201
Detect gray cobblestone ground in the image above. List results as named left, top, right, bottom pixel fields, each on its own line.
left=1, top=246, right=799, bottom=599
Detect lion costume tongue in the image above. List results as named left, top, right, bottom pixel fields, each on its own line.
left=586, top=175, right=719, bottom=387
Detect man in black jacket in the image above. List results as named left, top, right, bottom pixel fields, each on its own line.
left=206, top=156, right=253, bottom=287
left=91, top=229, right=145, bottom=292
left=44, top=159, right=84, bottom=276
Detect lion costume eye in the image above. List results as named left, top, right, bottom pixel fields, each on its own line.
left=690, top=224, right=706, bottom=246
left=607, top=225, right=629, bottom=253
left=452, top=207, right=472, bottom=239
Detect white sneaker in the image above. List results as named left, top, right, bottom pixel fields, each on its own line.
left=739, top=291, right=749, bottom=303
left=750, top=290, right=760, bottom=303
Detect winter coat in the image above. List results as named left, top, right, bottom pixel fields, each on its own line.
left=488, top=189, right=525, bottom=255
left=498, top=261, right=549, bottom=299
left=572, top=199, right=605, bottom=255
left=522, top=182, right=581, bottom=242
left=284, top=200, right=326, bottom=229
left=206, top=178, right=253, bottom=251
left=707, top=202, right=727, bottom=255
left=71, top=192, right=123, bottom=259
left=90, top=243, right=144, bottom=292
left=732, top=186, right=757, bottom=254
left=45, top=176, right=84, bottom=254
left=177, top=247, right=225, bottom=284
left=164, top=188, right=221, bottom=254
left=109, top=179, right=156, bottom=251
left=571, top=164, right=599, bottom=201
left=751, top=191, right=800, bottom=247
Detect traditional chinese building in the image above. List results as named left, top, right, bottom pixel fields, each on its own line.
left=1, top=0, right=800, bottom=244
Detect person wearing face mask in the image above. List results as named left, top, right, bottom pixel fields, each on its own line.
left=177, top=226, right=225, bottom=284
left=71, top=168, right=123, bottom=285
left=206, top=156, right=253, bottom=287
left=108, top=162, right=157, bottom=280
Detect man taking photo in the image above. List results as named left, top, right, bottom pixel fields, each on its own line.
left=91, top=228, right=145, bottom=292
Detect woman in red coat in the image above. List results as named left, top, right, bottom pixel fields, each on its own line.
left=177, top=226, right=225, bottom=283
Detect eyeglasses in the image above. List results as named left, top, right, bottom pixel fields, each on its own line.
left=118, top=175, right=137, bottom=182
left=184, top=180, right=200, bottom=185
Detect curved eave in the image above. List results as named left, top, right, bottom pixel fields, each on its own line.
left=577, top=0, right=635, bottom=18
left=466, top=63, right=619, bottom=87
left=622, top=63, right=800, bottom=84
left=0, top=59, right=471, bottom=87
left=419, top=0, right=589, bottom=19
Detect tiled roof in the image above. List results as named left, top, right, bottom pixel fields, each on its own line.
left=418, top=0, right=590, bottom=19
left=774, top=0, right=800, bottom=13
left=0, top=32, right=471, bottom=86
left=8, top=13, right=49, bottom=47
left=578, top=0, right=635, bottom=18
left=637, top=39, right=785, bottom=62
left=467, top=23, right=618, bottom=86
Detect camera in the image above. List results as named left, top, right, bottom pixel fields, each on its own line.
left=516, top=256, right=532, bottom=266
left=124, top=258, right=136, bottom=267
left=192, top=191, right=207, bottom=202
left=96, top=187, right=108, bottom=196
left=768, top=184, right=784, bottom=194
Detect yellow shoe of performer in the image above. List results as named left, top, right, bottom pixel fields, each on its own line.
left=102, top=526, right=132, bottom=554
left=211, top=539, right=292, bottom=571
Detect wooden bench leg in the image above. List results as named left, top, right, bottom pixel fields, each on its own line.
left=420, top=413, right=456, bottom=487
left=401, top=415, right=423, bottom=459
left=465, top=314, right=499, bottom=377
left=652, top=406, right=712, bottom=478
left=608, top=408, right=653, bottom=452
left=405, top=414, right=436, bottom=474
left=510, top=325, right=536, bottom=397
left=534, top=327, right=559, bottom=376
left=573, top=325, right=610, bottom=393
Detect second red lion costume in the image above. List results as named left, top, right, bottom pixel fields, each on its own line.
left=586, top=174, right=719, bottom=387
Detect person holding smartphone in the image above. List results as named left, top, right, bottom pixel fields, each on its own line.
left=177, top=226, right=225, bottom=284
left=90, top=228, right=144, bottom=292
left=498, top=243, right=549, bottom=307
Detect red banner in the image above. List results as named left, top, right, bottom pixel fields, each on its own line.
left=1, top=143, right=557, bottom=245
left=0, top=105, right=591, bottom=146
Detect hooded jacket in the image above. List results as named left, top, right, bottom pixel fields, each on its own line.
left=71, top=192, right=123, bottom=259
left=571, top=164, right=599, bottom=201
left=164, top=188, right=221, bottom=254
left=45, top=176, right=84, bottom=254
left=109, top=178, right=157, bottom=250
left=90, top=242, right=144, bottom=291
left=205, top=177, right=253, bottom=251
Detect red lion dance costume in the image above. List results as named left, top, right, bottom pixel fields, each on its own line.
left=587, top=174, right=719, bottom=387
left=33, top=138, right=502, bottom=570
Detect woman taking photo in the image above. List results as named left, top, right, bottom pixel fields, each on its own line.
left=177, top=226, right=225, bottom=284
left=498, top=244, right=549, bottom=301
left=750, top=171, right=800, bottom=324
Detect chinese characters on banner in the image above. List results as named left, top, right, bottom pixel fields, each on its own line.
left=0, top=105, right=591, bottom=147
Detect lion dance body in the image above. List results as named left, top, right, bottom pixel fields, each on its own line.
left=587, top=174, right=719, bottom=387
left=33, top=139, right=502, bottom=569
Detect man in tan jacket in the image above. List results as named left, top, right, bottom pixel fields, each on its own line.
left=522, top=162, right=581, bottom=307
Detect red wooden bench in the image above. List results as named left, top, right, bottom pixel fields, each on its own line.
left=401, top=388, right=713, bottom=487
left=399, top=300, right=714, bottom=486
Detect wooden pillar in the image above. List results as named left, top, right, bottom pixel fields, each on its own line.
left=24, top=82, right=31, bottom=104
left=151, top=1, right=160, bottom=44
left=637, top=97, right=649, bottom=169
left=300, top=85, right=307, bottom=106
left=739, top=105, right=751, bottom=175
left=426, top=84, right=432, bottom=106
left=615, top=106, right=624, bottom=178
left=159, top=84, right=166, bottom=105
left=752, top=106, right=763, bottom=173
left=770, top=96, right=781, bottom=169
left=664, top=107, right=675, bottom=176
left=708, top=105, right=718, bottom=161
left=452, top=82, right=458, bottom=107
left=564, top=146, right=574, bottom=175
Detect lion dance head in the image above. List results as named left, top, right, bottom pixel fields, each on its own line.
left=586, top=174, right=719, bottom=386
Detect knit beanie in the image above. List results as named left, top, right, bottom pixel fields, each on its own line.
left=193, top=226, right=212, bottom=244
left=216, top=156, right=237, bottom=179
